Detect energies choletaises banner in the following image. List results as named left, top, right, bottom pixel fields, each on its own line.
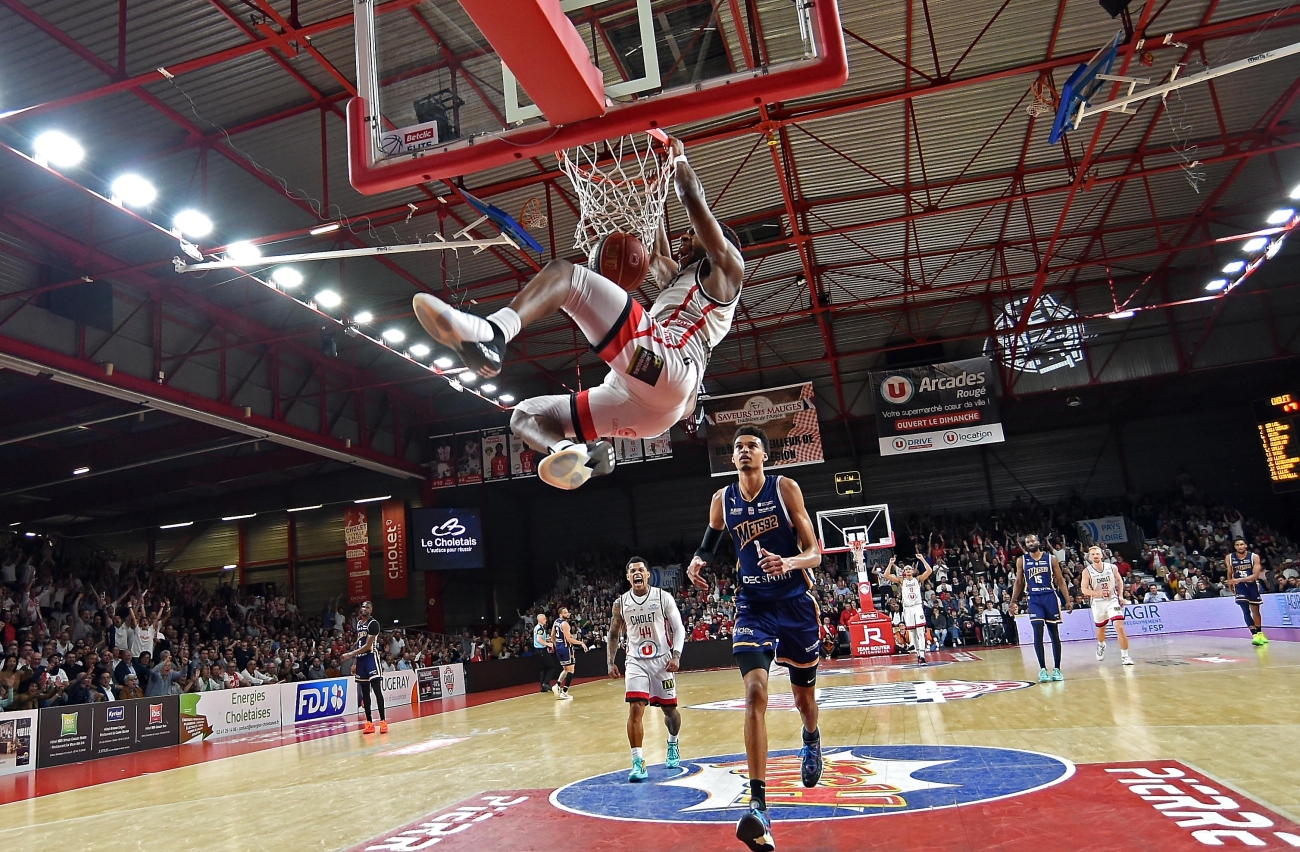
left=870, top=357, right=1005, bottom=456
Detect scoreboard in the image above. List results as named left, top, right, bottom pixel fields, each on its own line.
left=1254, top=392, right=1300, bottom=493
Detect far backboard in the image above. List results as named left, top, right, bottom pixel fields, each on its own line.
left=817, top=504, right=894, bottom=555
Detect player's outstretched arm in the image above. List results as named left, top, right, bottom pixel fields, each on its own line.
left=668, top=137, right=743, bottom=303
left=607, top=600, right=624, bottom=677
left=878, top=556, right=901, bottom=585
left=649, top=221, right=679, bottom=288
left=915, top=553, right=935, bottom=583
left=688, top=489, right=726, bottom=590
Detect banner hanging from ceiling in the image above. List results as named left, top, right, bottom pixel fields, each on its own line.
left=381, top=500, right=408, bottom=599
left=702, top=383, right=823, bottom=477
left=344, top=506, right=371, bottom=603
left=870, top=356, right=1004, bottom=456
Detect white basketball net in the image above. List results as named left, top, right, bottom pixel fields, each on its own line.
left=557, top=134, right=676, bottom=257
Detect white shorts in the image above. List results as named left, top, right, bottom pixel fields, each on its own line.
left=1092, top=597, right=1124, bottom=627
left=624, top=654, right=678, bottom=707
left=514, top=265, right=705, bottom=441
left=903, top=605, right=926, bottom=630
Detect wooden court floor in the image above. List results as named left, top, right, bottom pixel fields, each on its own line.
left=2, top=631, right=1299, bottom=852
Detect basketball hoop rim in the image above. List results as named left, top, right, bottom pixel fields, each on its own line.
left=824, top=537, right=896, bottom=556
left=559, top=148, right=658, bottom=188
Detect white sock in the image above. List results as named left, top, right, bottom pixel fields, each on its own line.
left=550, top=439, right=576, bottom=454
left=487, top=307, right=522, bottom=343
left=632, top=747, right=644, bottom=759
left=667, top=734, right=679, bottom=744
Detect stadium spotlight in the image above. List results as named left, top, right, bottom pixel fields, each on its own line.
left=1242, top=237, right=1269, bottom=253
left=1266, top=208, right=1295, bottom=225
left=33, top=131, right=84, bottom=168
left=174, top=209, right=213, bottom=238
left=225, top=241, right=262, bottom=264
left=381, top=328, right=406, bottom=344
left=352, top=310, right=374, bottom=324
left=409, top=343, right=430, bottom=358
left=314, top=290, right=342, bottom=309
left=1205, top=279, right=1229, bottom=292
left=272, top=267, right=303, bottom=288
left=110, top=174, right=157, bottom=208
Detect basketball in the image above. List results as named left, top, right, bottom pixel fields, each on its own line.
left=589, top=231, right=649, bottom=291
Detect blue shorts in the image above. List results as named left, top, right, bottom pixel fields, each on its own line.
left=354, top=655, right=379, bottom=681
left=556, top=645, right=574, bottom=667
left=1236, top=582, right=1261, bottom=603
left=733, top=591, right=820, bottom=670
left=1027, top=591, right=1063, bottom=624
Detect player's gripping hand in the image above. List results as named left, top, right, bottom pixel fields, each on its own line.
left=759, top=547, right=792, bottom=576
left=687, top=556, right=710, bottom=590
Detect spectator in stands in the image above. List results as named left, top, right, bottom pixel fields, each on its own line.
left=93, top=671, right=117, bottom=702
left=119, top=671, right=145, bottom=700
left=239, top=659, right=276, bottom=687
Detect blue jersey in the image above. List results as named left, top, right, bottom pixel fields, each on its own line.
left=724, top=475, right=808, bottom=602
left=1023, top=552, right=1056, bottom=595
left=1230, top=552, right=1256, bottom=582
left=552, top=618, right=571, bottom=655
left=354, top=617, right=381, bottom=679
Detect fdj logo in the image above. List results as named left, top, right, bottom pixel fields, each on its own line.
left=296, top=682, right=347, bottom=721
left=551, top=745, right=1072, bottom=822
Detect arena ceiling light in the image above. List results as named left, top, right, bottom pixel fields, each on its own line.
left=225, top=241, right=262, bottom=264
left=222, top=564, right=237, bottom=570
left=159, top=521, right=193, bottom=529
left=24, top=531, right=37, bottom=538
left=1107, top=310, right=1134, bottom=319
left=221, top=513, right=256, bottom=521
left=287, top=504, right=323, bottom=512
left=314, top=290, right=342, bottom=309
left=309, top=222, right=341, bottom=236
left=1267, top=208, right=1296, bottom=225
left=1291, top=183, right=1300, bottom=200
left=481, top=383, right=497, bottom=393
left=409, top=343, right=430, bottom=357
left=352, top=310, right=374, bottom=324
left=1242, top=236, right=1269, bottom=253
left=72, top=466, right=90, bottom=475
left=271, top=266, right=303, bottom=288
left=1205, top=278, right=1229, bottom=291
left=381, top=328, right=405, bottom=344
left=459, top=371, right=477, bottom=384
left=434, top=356, right=453, bottom=369
left=173, top=209, right=213, bottom=239
left=353, top=495, right=392, bottom=504
left=499, top=393, right=515, bottom=404
left=110, top=173, right=157, bottom=208
left=33, top=130, right=84, bottom=168
left=1222, top=260, right=1246, bottom=274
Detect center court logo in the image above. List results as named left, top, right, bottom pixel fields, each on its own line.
left=881, top=376, right=914, bottom=404
left=551, top=744, right=1072, bottom=823
left=688, top=680, right=1031, bottom=711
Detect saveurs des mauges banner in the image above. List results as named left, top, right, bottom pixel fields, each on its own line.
left=870, top=357, right=1005, bottom=456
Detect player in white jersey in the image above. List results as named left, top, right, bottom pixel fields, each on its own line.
left=608, top=557, right=685, bottom=782
left=413, top=136, right=744, bottom=491
left=1081, top=545, right=1133, bottom=666
left=877, top=553, right=935, bottom=664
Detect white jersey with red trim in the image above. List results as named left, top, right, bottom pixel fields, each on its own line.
left=1086, top=562, right=1118, bottom=600
left=650, top=259, right=739, bottom=353
left=619, top=586, right=682, bottom=661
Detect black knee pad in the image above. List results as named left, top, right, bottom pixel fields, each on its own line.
left=735, top=650, right=775, bottom=677
left=787, top=664, right=817, bottom=689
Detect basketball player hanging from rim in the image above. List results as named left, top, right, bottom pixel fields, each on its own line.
left=1011, top=534, right=1073, bottom=683
left=607, top=557, right=685, bottom=783
left=412, top=136, right=744, bottom=490
left=689, top=426, right=823, bottom=852
left=876, top=552, right=935, bottom=664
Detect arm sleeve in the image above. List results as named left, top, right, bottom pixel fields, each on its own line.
left=367, top=619, right=381, bottom=636
left=663, top=590, right=685, bottom=656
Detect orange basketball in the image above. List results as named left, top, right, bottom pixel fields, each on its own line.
left=590, top=231, right=649, bottom=291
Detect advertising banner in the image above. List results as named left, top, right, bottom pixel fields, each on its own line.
left=702, top=383, right=822, bottom=476
left=180, top=683, right=283, bottom=743
left=482, top=427, right=510, bottom=482
left=0, top=710, right=37, bottom=775
left=381, top=500, right=409, bottom=600
left=615, top=438, right=643, bottom=464
left=1077, top=516, right=1128, bottom=545
left=509, top=432, right=538, bottom=478
left=871, top=357, right=1004, bottom=456
left=416, top=664, right=466, bottom=702
left=1014, top=595, right=1299, bottom=644
left=412, top=508, right=484, bottom=571
left=430, top=434, right=457, bottom=489
left=643, top=432, right=673, bottom=460
left=455, top=432, right=483, bottom=486
left=1270, top=590, right=1300, bottom=627
left=344, top=506, right=371, bottom=604
left=36, top=704, right=93, bottom=767
left=378, top=670, right=419, bottom=708
left=282, top=677, right=358, bottom=727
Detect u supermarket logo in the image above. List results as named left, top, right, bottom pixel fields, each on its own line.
left=881, top=376, right=914, bottom=404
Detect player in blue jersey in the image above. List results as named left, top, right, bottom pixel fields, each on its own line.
left=551, top=606, right=588, bottom=700
left=688, top=425, right=823, bottom=852
left=1011, top=534, right=1073, bottom=683
left=1226, top=537, right=1267, bottom=646
left=340, top=601, right=387, bottom=734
